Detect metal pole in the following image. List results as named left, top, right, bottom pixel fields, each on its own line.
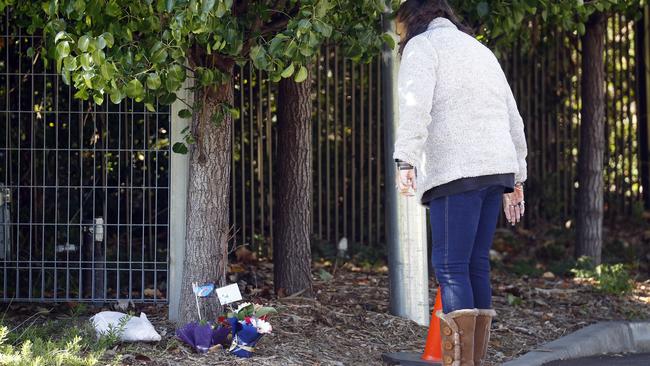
left=638, top=5, right=650, bottom=209
left=168, top=77, right=192, bottom=322
left=381, top=8, right=430, bottom=327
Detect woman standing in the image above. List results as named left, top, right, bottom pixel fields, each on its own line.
left=392, top=1, right=528, bottom=365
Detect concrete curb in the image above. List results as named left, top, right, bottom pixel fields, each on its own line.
left=502, top=321, right=650, bottom=366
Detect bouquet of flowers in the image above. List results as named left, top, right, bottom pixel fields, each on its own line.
left=176, top=282, right=230, bottom=353
left=227, top=302, right=277, bottom=358
left=176, top=320, right=230, bottom=353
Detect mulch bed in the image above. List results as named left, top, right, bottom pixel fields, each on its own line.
left=4, top=258, right=649, bottom=366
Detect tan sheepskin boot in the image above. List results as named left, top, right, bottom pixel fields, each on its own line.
left=473, top=309, right=497, bottom=366
left=436, top=308, right=478, bottom=366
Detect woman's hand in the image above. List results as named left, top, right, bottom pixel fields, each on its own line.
left=396, top=167, right=416, bottom=196
left=503, top=183, right=525, bottom=225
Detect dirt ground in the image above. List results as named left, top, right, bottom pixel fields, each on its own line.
left=5, top=257, right=649, bottom=366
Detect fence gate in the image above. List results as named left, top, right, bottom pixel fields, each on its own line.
left=0, top=13, right=171, bottom=303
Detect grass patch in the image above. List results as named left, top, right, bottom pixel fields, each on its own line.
left=571, top=256, right=634, bottom=295
left=0, top=309, right=129, bottom=365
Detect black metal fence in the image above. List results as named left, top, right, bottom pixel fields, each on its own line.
left=501, top=13, right=645, bottom=223
left=231, top=13, right=647, bottom=257
left=229, top=46, right=386, bottom=258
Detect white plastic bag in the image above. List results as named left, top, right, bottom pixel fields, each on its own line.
left=90, top=311, right=161, bottom=342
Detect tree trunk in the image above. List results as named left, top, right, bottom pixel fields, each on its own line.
left=273, top=65, right=314, bottom=297
left=576, top=12, right=606, bottom=265
left=178, top=74, right=234, bottom=324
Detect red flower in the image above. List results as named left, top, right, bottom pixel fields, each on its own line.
left=244, top=316, right=252, bottom=324
left=217, top=316, right=226, bottom=324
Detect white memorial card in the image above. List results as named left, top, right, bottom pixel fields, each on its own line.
left=215, top=283, right=242, bottom=305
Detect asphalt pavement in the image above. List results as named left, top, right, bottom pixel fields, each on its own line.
left=543, top=353, right=650, bottom=366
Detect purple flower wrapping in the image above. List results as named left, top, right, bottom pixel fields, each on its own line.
left=176, top=321, right=229, bottom=353
left=227, top=317, right=264, bottom=358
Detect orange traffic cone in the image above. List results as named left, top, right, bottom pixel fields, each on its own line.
left=421, top=287, right=443, bottom=361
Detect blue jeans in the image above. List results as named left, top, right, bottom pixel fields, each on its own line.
left=428, top=184, right=505, bottom=313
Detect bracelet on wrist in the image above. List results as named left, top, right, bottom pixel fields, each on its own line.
left=396, top=161, right=414, bottom=170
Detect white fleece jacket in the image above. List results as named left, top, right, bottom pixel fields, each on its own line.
left=392, top=17, right=528, bottom=208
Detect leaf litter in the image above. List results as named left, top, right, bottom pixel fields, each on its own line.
left=3, top=246, right=650, bottom=365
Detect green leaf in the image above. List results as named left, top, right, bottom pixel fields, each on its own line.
left=299, top=44, right=314, bottom=57
left=74, top=88, right=89, bottom=99
left=100, top=32, right=114, bottom=48
left=109, top=88, right=125, bottom=104
left=202, top=0, right=215, bottom=13
left=178, top=109, right=192, bottom=118
left=315, top=0, right=331, bottom=17
left=165, top=78, right=181, bottom=92
left=198, top=68, right=214, bottom=86
left=280, top=62, right=295, bottom=78
left=150, top=40, right=164, bottom=54
left=228, top=107, right=240, bottom=119
left=147, top=73, right=162, bottom=90
left=297, top=18, right=311, bottom=32
left=313, top=21, right=333, bottom=37
left=167, top=64, right=185, bottom=82
left=159, top=93, right=177, bottom=105
left=54, top=31, right=68, bottom=43
left=100, top=62, right=115, bottom=79
left=56, top=41, right=70, bottom=58
left=215, top=1, right=227, bottom=17
left=151, top=48, right=168, bottom=64
left=166, top=0, right=175, bottom=11
left=254, top=307, right=278, bottom=318
left=82, top=72, right=93, bottom=88
left=268, top=36, right=285, bottom=55
left=105, top=2, right=121, bottom=16
left=125, top=78, right=144, bottom=99
left=77, top=35, right=90, bottom=52
left=375, top=0, right=386, bottom=11
left=93, top=93, right=104, bottom=105
left=97, top=36, right=107, bottom=50
left=294, top=65, right=308, bottom=82
left=284, top=40, right=297, bottom=57
left=80, top=53, right=92, bottom=71
left=63, top=56, right=77, bottom=71
left=172, top=142, right=188, bottom=154
left=61, top=69, right=71, bottom=85
left=92, top=49, right=106, bottom=64
left=250, top=45, right=264, bottom=66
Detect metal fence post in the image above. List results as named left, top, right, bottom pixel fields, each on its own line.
left=168, top=79, right=193, bottom=322
left=381, top=10, right=430, bottom=326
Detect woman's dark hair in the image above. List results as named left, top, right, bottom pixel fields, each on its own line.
left=396, top=0, right=472, bottom=55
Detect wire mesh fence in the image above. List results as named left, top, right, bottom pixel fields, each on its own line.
left=0, top=14, right=171, bottom=302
